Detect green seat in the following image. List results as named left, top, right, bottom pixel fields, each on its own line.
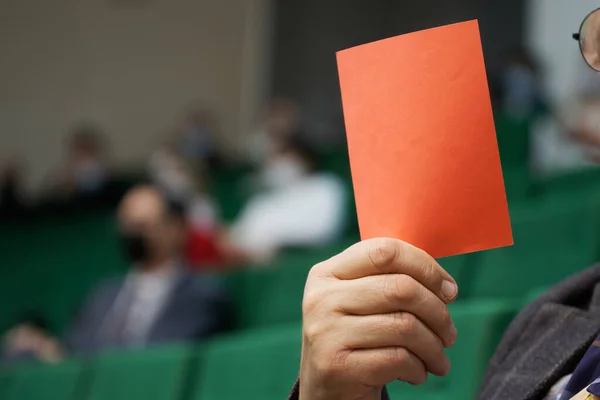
left=495, top=112, right=533, bottom=200
left=228, top=267, right=277, bottom=329
left=6, top=360, right=83, bottom=400
left=193, top=323, right=302, bottom=400
left=0, top=366, right=13, bottom=399
left=467, top=196, right=598, bottom=299
left=84, top=344, right=193, bottom=400
left=386, top=299, right=517, bottom=400
left=232, top=242, right=353, bottom=329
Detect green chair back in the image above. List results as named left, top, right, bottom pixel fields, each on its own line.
left=193, top=323, right=302, bottom=400
left=230, top=241, right=353, bottom=329
left=84, top=344, right=193, bottom=400
left=6, top=360, right=83, bottom=400
left=467, top=196, right=598, bottom=299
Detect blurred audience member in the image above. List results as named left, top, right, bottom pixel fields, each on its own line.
left=148, top=146, right=224, bottom=267
left=500, top=48, right=546, bottom=121
left=531, top=60, right=600, bottom=175
left=177, top=106, right=222, bottom=168
left=247, top=98, right=301, bottom=165
left=1, top=313, right=62, bottom=364
left=3, top=186, right=230, bottom=359
left=226, top=134, right=346, bottom=264
left=65, top=185, right=230, bottom=352
left=48, top=122, right=109, bottom=204
left=0, top=158, right=28, bottom=220
left=568, top=65, right=600, bottom=163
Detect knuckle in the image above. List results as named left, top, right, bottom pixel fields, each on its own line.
left=414, top=282, right=429, bottom=304
left=392, top=312, right=417, bottom=334
left=314, top=350, right=348, bottom=379
left=384, top=274, right=416, bottom=303
left=421, top=259, right=438, bottom=283
left=308, top=261, right=327, bottom=278
left=386, top=347, right=409, bottom=366
left=368, top=239, right=399, bottom=271
left=302, top=285, right=326, bottom=316
left=302, top=320, right=325, bottom=342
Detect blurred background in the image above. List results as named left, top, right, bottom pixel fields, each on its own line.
left=1, top=0, right=600, bottom=399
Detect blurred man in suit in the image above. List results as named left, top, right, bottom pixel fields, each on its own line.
left=2, top=185, right=230, bottom=359
left=65, top=185, right=230, bottom=352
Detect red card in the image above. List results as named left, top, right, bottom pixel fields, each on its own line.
left=337, top=20, right=513, bottom=258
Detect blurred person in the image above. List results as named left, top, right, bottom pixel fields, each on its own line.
left=246, top=98, right=301, bottom=165
left=1, top=312, right=62, bottom=364
left=64, top=185, right=230, bottom=352
left=148, top=146, right=225, bottom=267
left=289, top=10, right=600, bottom=400
left=4, top=186, right=230, bottom=359
left=0, top=157, right=28, bottom=220
left=48, top=122, right=109, bottom=204
left=500, top=48, right=546, bottom=121
left=177, top=106, right=223, bottom=168
left=551, top=63, right=600, bottom=168
left=226, top=134, right=346, bottom=264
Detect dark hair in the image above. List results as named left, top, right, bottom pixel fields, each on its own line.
left=283, top=133, right=320, bottom=172
left=70, top=122, right=106, bottom=155
left=166, top=198, right=186, bottom=222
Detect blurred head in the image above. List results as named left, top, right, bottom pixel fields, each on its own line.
left=261, top=133, right=319, bottom=188
left=265, top=98, right=301, bottom=139
left=117, top=185, right=186, bottom=270
left=148, top=146, right=200, bottom=202
left=67, top=123, right=107, bottom=192
left=185, top=106, right=216, bottom=129
left=68, top=123, right=105, bottom=162
left=0, top=157, right=23, bottom=193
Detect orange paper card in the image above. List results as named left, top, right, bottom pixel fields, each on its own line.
left=336, top=20, right=513, bottom=258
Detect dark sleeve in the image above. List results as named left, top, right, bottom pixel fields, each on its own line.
left=63, top=280, right=118, bottom=352
left=288, top=379, right=389, bottom=399
left=190, top=273, right=233, bottom=339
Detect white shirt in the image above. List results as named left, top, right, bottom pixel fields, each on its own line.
left=116, top=265, right=177, bottom=345
left=229, top=173, right=346, bottom=261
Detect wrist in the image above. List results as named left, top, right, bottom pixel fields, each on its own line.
left=298, top=369, right=381, bottom=400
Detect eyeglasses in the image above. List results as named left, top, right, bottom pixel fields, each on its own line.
left=574, top=8, right=600, bottom=71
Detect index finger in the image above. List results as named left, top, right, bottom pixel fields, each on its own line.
left=318, top=238, right=458, bottom=303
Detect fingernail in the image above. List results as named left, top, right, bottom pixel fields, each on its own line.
left=441, top=280, right=458, bottom=300
left=443, top=355, right=452, bottom=375
left=447, top=322, right=457, bottom=347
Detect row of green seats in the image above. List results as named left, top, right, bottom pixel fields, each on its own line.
left=463, top=192, right=600, bottom=299
left=0, top=298, right=518, bottom=400
left=0, top=162, right=598, bottom=335
left=229, top=189, right=600, bottom=330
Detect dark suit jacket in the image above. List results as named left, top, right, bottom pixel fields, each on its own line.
left=289, top=265, right=600, bottom=400
left=65, top=266, right=230, bottom=353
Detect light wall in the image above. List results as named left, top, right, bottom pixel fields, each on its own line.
left=0, top=0, right=272, bottom=192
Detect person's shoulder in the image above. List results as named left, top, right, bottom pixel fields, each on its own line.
left=87, top=275, right=126, bottom=298
left=176, top=267, right=228, bottom=297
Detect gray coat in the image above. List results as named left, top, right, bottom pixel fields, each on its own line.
left=477, top=264, right=600, bottom=399
left=65, top=267, right=230, bottom=353
left=289, top=265, right=600, bottom=400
